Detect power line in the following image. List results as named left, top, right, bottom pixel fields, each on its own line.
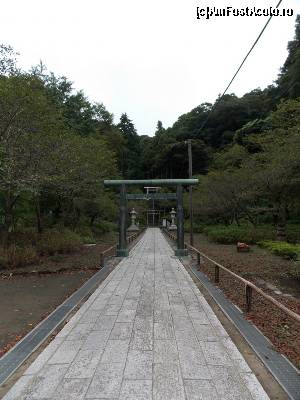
left=199, top=0, right=284, bottom=132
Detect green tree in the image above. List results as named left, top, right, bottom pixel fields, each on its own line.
left=213, top=144, right=249, bottom=170
left=154, top=139, right=211, bottom=178
left=47, top=134, right=118, bottom=229
left=0, top=44, right=18, bottom=76
left=277, top=15, right=300, bottom=99
left=0, top=72, right=66, bottom=236
left=155, top=120, right=165, bottom=136
left=117, top=113, right=142, bottom=178
left=243, top=136, right=300, bottom=240
left=193, top=169, right=258, bottom=226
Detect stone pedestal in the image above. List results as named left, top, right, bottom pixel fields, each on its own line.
left=116, top=247, right=129, bottom=257
left=175, top=248, right=188, bottom=257
left=127, top=208, right=139, bottom=232
left=168, top=208, right=177, bottom=231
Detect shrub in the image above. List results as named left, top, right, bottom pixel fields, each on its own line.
left=258, top=241, right=300, bottom=260
left=2, top=227, right=38, bottom=246
left=37, top=228, right=82, bottom=256
left=203, top=225, right=275, bottom=244
left=286, top=224, right=300, bottom=243
left=0, top=245, right=39, bottom=269
left=184, top=221, right=204, bottom=233
left=74, top=226, right=95, bottom=244
left=92, top=221, right=117, bottom=236
left=48, top=254, right=65, bottom=263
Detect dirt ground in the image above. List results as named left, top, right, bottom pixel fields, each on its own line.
left=0, top=270, right=95, bottom=354
left=0, top=236, right=117, bottom=358
left=187, top=233, right=300, bottom=370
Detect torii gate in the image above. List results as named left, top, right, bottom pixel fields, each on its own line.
left=104, top=179, right=198, bottom=257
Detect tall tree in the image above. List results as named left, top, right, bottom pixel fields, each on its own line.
left=155, top=120, right=165, bottom=136
left=0, top=44, right=18, bottom=76
left=117, top=113, right=142, bottom=178
left=277, top=15, right=300, bottom=99
left=0, top=72, right=66, bottom=236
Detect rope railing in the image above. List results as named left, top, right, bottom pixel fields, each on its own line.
left=163, top=229, right=300, bottom=324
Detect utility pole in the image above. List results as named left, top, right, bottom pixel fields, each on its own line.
left=188, top=139, right=194, bottom=246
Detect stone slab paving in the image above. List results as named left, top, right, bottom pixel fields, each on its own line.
left=3, top=228, right=270, bottom=400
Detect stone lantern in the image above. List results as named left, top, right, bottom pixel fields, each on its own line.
left=168, top=208, right=177, bottom=231
left=127, top=208, right=139, bottom=231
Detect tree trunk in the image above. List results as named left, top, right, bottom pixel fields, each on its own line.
left=90, top=214, right=96, bottom=227
left=35, top=196, right=43, bottom=234
left=272, top=212, right=278, bottom=227
left=72, top=201, right=80, bottom=230
left=276, top=206, right=287, bottom=241
left=4, top=207, right=13, bottom=235
left=3, top=192, right=16, bottom=247
left=234, top=211, right=240, bottom=226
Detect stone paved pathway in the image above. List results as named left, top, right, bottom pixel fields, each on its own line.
left=3, top=228, right=269, bottom=399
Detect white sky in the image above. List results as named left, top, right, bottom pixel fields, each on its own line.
left=1, top=0, right=299, bottom=135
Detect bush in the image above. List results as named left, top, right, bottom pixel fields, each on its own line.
left=203, top=225, right=275, bottom=244
left=1, top=227, right=38, bottom=247
left=74, top=226, right=95, bottom=244
left=184, top=221, right=204, bottom=233
left=92, top=221, right=117, bottom=236
left=0, top=245, right=39, bottom=269
left=37, top=228, right=82, bottom=256
left=286, top=224, right=300, bottom=243
left=258, top=241, right=300, bottom=260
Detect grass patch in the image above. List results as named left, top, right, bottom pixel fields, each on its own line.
left=203, top=225, right=275, bottom=244
left=258, top=241, right=300, bottom=260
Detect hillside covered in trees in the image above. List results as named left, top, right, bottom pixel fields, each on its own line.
left=0, top=15, right=299, bottom=267
left=132, top=16, right=300, bottom=246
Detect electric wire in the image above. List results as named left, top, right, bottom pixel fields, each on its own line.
left=199, top=0, right=284, bottom=132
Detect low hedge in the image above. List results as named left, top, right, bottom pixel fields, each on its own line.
left=203, top=225, right=275, bottom=244
left=258, top=241, right=300, bottom=260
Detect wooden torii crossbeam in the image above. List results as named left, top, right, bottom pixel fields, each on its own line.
left=104, top=179, right=199, bottom=257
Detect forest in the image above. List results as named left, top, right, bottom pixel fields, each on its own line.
left=0, top=15, right=299, bottom=269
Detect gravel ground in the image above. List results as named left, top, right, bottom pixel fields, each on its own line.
left=186, top=233, right=300, bottom=370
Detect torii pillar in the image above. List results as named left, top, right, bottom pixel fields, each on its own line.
left=175, top=184, right=188, bottom=257
left=117, top=183, right=128, bottom=257
left=104, top=179, right=198, bottom=258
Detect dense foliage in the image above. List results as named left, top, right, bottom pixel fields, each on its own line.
left=0, top=15, right=300, bottom=267
left=140, top=16, right=300, bottom=247
left=0, top=46, right=123, bottom=255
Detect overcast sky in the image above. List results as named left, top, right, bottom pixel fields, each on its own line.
left=1, top=0, right=299, bottom=135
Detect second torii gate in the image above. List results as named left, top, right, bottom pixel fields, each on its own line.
left=104, top=179, right=198, bottom=257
